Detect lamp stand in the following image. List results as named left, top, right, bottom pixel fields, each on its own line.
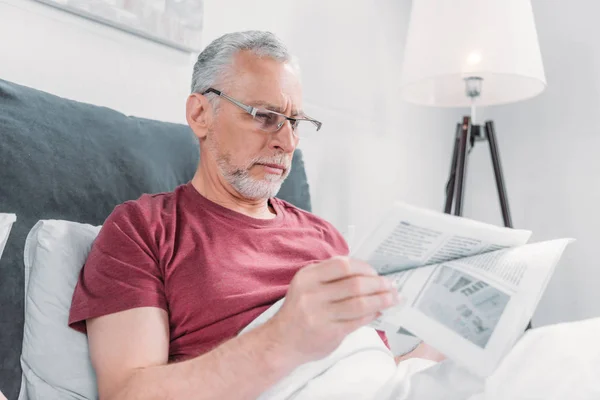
left=443, top=117, right=532, bottom=330
left=444, top=116, right=512, bottom=227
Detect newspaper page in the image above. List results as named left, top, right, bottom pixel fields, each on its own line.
left=351, top=202, right=532, bottom=276
left=375, top=239, right=573, bottom=377
left=352, top=203, right=572, bottom=376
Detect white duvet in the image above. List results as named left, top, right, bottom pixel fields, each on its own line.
left=240, top=299, right=600, bottom=400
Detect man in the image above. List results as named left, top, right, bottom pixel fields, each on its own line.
left=69, top=31, right=440, bottom=400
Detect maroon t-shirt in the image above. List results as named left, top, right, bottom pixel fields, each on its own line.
left=69, top=183, right=387, bottom=361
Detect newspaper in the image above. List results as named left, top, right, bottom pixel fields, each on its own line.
left=352, top=203, right=573, bottom=378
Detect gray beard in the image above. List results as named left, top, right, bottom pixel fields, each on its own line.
left=206, top=137, right=291, bottom=200
left=222, top=161, right=288, bottom=200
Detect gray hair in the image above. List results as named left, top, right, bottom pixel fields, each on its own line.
left=190, top=31, right=298, bottom=108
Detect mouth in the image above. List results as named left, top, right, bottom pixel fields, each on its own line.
left=256, top=163, right=286, bottom=175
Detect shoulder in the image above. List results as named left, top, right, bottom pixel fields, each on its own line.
left=274, top=197, right=321, bottom=222
left=274, top=198, right=332, bottom=228
left=98, top=186, right=184, bottom=249
left=274, top=198, right=349, bottom=253
left=122, top=188, right=179, bottom=217
left=108, top=186, right=182, bottom=226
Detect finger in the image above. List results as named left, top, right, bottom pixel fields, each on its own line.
left=329, top=291, right=399, bottom=321
left=323, top=275, right=393, bottom=302
left=308, top=257, right=377, bottom=283
left=341, top=312, right=380, bottom=332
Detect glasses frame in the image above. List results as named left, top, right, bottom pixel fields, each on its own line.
left=201, top=88, right=322, bottom=133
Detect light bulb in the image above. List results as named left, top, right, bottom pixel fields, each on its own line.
left=466, top=52, right=482, bottom=65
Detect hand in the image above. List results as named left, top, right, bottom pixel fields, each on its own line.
left=267, top=256, right=399, bottom=364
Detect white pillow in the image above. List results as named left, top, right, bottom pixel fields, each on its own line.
left=20, top=220, right=101, bottom=400
left=0, top=213, right=16, bottom=260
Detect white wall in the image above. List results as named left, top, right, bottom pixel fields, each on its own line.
left=0, top=0, right=194, bottom=123
left=460, top=0, right=600, bottom=326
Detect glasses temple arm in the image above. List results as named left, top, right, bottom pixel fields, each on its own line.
left=202, top=88, right=257, bottom=117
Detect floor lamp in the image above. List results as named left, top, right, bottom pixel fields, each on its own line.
left=400, top=0, right=546, bottom=224
left=400, top=0, right=547, bottom=328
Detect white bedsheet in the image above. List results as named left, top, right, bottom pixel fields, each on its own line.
left=239, top=299, right=400, bottom=399
left=241, top=300, right=600, bottom=400
left=477, top=316, right=600, bottom=400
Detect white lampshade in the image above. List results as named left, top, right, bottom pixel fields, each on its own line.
left=400, top=0, right=546, bottom=107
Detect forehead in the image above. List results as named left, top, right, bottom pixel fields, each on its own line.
left=227, top=51, right=302, bottom=108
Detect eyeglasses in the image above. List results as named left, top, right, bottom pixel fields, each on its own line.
left=202, top=88, right=322, bottom=135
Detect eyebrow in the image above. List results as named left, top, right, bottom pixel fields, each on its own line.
left=249, top=100, right=302, bottom=117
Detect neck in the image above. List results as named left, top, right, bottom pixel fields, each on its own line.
left=190, top=160, right=276, bottom=220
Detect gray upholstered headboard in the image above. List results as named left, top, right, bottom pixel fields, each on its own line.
left=0, top=78, right=311, bottom=398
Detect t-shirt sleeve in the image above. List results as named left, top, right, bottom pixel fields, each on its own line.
left=68, top=202, right=167, bottom=334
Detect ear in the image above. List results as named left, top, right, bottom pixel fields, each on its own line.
left=186, top=93, right=212, bottom=140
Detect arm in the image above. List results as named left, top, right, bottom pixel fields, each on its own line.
left=89, top=256, right=398, bottom=400
left=88, top=307, right=300, bottom=400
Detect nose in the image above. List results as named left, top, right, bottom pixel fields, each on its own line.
left=269, top=119, right=298, bottom=154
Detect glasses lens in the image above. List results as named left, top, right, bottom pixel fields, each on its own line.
left=254, top=111, right=282, bottom=132
left=254, top=111, right=320, bottom=136
left=294, top=120, right=320, bottom=136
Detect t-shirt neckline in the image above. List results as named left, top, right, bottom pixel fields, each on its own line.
left=182, top=182, right=285, bottom=228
